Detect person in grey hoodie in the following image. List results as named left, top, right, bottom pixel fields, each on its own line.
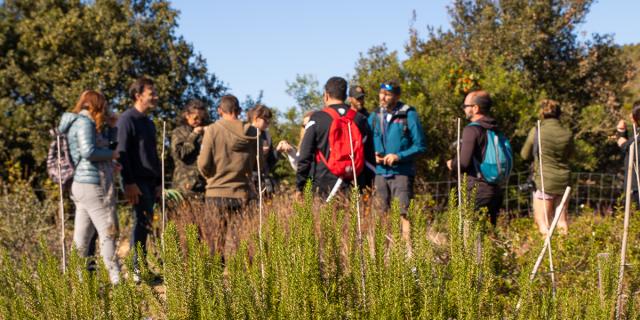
left=59, top=90, right=120, bottom=284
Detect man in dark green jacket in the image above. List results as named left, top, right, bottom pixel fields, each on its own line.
left=368, top=80, right=426, bottom=257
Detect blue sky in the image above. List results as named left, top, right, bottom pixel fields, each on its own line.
left=175, top=0, right=640, bottom=111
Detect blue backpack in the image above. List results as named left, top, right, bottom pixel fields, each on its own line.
left=468, top=122, right=513, bottom=184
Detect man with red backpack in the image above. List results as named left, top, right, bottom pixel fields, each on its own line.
left=296, top=77, right=373, bottom=198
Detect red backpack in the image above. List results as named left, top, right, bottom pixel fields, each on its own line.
left=316, top=107, right=364, bottom=180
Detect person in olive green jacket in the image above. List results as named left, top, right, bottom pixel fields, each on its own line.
left=171, top=99, right=210, bottom=196
left=521, top=99, right=573, bottom=235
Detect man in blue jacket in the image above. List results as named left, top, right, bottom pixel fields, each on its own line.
left=369, top=80, right=426, bottom=257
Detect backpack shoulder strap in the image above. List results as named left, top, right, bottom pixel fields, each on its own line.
left=344, top=108, right=357, bottom=121
left=322, top=107, right=340, bottom=121
left=397, top=104, right=414, bottom=115
left=467, top=122, right=481, bottom=127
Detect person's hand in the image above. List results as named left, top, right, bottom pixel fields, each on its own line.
left=446, top=159, right=453, bottom=171
left=112, top=151, right=120, bottom=160
left=193, top=126, right=205, bottom=135
left=113, top=161, right=122, bottom=174
left=375, top=152, right=385, bottom=164
left=617, top=119, right=627, bottom=132
left=107, top=112, right=118, bottom=128
left=124, top=184, right=142, bottom=206
left=383, top=154, right=399, bottom=166
left=276, top=140, right=293, bottom=153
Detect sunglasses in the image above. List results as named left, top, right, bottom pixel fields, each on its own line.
left=461, top=103, right=476, bottom=108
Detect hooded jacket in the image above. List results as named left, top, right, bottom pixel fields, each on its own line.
left=58, top=111, right=113, bottom=185
left=368, top=102, right=426, bottom=176
left=197, top=119, right=259, bottom=199
left=453, top=116, right=501, bottom=197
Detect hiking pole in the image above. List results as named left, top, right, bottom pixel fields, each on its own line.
left=56, top=134, right=67, bottom=274
left=616, top=141, right=635, bottom=320
left=161, top=121, right=166, bottom=252
left=256, top=128, right=265, bottom=280
left=347, top=120, right=367, bottom=306
left=456, top=118, right=462, bottom=233
left=536, top=120, right=557, bottom=298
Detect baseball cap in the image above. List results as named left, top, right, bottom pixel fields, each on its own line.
left=349, top=86, right=365, bottom=100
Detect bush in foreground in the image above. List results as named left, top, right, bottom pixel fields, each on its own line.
left=1, top=186, right=640, bottom=319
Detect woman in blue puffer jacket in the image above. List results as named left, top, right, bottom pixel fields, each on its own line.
left=58, top=90, right=120, bottom=284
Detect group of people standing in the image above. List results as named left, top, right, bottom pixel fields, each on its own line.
left=59, top=77, right=163, bottom=285
left=59, top=72, right=638, bottom=285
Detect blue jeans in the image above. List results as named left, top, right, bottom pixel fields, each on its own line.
left=131, top=180, right=157, bottom=269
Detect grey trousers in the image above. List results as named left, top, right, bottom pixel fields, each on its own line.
left=374, top=175, right=414, bottom=216
left=71, top=182, right=120, bottom=284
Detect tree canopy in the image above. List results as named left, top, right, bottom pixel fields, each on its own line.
left=353, top=0, right=634, bottom=177
left=0, top=0, right=225, bottom=178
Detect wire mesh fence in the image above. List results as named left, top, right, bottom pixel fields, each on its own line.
left=39, top=171, right=625, bottom=216
left=416, top=171, right=625, bottom=216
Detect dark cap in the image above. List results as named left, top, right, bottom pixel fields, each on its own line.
left=349, top=86, right=365, bottom=99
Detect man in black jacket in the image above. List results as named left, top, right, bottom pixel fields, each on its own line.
left=116, top=77, right=161, bottom=280
left=448, top=90, right=504, bottom=224
left=348, top=84, right=375, bottom=190
left=296, top=77, right=373, bottom=197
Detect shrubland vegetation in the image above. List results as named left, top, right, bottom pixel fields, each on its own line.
left=2, top=178, right=640, bottom=319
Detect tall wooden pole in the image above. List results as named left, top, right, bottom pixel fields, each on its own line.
left=256, top=128, right=265, bottom=280
left=616, top=141, right=635, bottom=319
left=56, top=134, right=67, bottom=274
left=161, top=121, right=167, bottom=251
left=457, top=118, right=462, bottom=233
left=536, top=120, right=556, bottom=296
left=348, top=120, right=366, bottom=305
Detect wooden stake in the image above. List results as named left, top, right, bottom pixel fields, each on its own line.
left=516, top=187, right=571, bottom=314
left=632, top=123, right=640, bottom=206
left=597, top=252, right=610, bottom=304
left=530, top=186, right=571, bottom=280
left=161, top=121, right=166, bottom=252
left=347, top=119, right=367, bottom=305
left=256, top=128, right=265, bottom=280
left=536, top=120, right=556, bottom=297
left=56, top=133, right=66, bottom=274
left=616, top=141, right=635, bottom=319
left=457, top=118, right=462, bottom=233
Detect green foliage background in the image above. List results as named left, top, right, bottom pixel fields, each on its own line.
left=0, top=0, right=226, bottom=180
left=346, top=0, right=635, bottom=179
